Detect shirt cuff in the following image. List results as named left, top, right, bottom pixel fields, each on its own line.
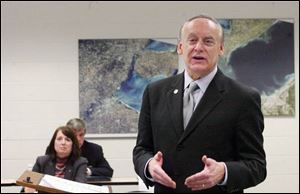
left=144, top=157, right=155, bottom=182
left=218, top=162, right=228, bottom=185
left=86, top=167, right=92, bottom=176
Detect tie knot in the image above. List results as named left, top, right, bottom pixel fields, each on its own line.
left=186, top=82, right=199, bottom=94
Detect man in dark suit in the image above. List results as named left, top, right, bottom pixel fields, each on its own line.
left=133, top=15, right=266, bottom=193
left=66, top=118, right=113, bottom=179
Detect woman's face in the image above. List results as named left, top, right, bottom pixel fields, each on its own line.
left=54, top=130, right=73, bottom=158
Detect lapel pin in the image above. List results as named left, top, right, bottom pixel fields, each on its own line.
left=173, top=89, right=178, bottom=94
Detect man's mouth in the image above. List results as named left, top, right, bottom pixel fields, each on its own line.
left=192, top=56, right=206, bottom=60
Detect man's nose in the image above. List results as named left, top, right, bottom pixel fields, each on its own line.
left=194, top=41, right=204, bottom=51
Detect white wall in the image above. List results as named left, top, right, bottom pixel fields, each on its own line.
left=1, top=1, right=299, bottom=193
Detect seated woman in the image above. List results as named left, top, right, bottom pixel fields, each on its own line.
left=24, top=126, right=87, bottom=193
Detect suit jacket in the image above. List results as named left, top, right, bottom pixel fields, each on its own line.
left=133, top=70, right=266, bottom=193
left=81, top=140, right=114, bottom=178
left=32, top=155, right=88, bottom=183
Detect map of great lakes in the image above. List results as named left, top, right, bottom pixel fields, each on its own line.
left=79, top=39, right=178, bottom=134
left=79, top=19, right=295, bottom=134
left=218, top=19, right=294, bottom=116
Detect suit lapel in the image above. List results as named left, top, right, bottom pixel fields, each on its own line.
left=166, top=73, right=185, bottom=138
left=45, top=157, right=56, bottom=175
left=178, top=71, right=226, bottom=144
left=64, top=164, right=72, bottom=180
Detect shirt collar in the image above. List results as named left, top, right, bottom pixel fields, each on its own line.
left=184, top=66, right=218, bottom=93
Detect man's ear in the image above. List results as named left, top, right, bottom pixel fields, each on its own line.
left=219, top=42, right=224, bottom=56
left=177, top=42, right=183, bottom=55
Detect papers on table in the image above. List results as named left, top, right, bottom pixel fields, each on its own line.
left=39, top=175, right=109, bottom=193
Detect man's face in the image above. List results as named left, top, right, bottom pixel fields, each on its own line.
left=177, top=18, right=224, bottom=79
left=74, top=128, right=85, bottom=148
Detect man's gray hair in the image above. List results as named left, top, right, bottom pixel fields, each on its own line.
left=178, top=15, right=224, bottom=42
left=66, top=118, right=86, bottom=133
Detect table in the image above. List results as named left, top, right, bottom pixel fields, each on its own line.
left=2, top=177, right=138, bottom=187
left=1, top=179, right=17, bottom=186
left=87, top=177, right=138, bottom=186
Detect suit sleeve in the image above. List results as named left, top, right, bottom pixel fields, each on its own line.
left=225, top=89, right=267, bottom=192
left=89, top=146, right=114, bottom=178
left=74, top=158, right=88, bottom=183
left=133, top=85, right=155, bottom=187
left=32, top=157, right=42, bottom=173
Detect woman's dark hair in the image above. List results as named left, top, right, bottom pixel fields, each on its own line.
left=46, top=126, right=80, bottom=164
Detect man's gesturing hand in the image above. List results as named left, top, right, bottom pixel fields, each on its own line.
left=148, top=151, right=176, bottom=189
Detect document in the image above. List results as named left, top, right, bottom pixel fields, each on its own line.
left=39, top=175, right=109, bottom=193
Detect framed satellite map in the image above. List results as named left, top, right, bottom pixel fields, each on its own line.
left=79, top=19, right=294, bottom=135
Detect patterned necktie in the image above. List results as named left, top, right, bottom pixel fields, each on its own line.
left=183, top=81, right=199, bottom=129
